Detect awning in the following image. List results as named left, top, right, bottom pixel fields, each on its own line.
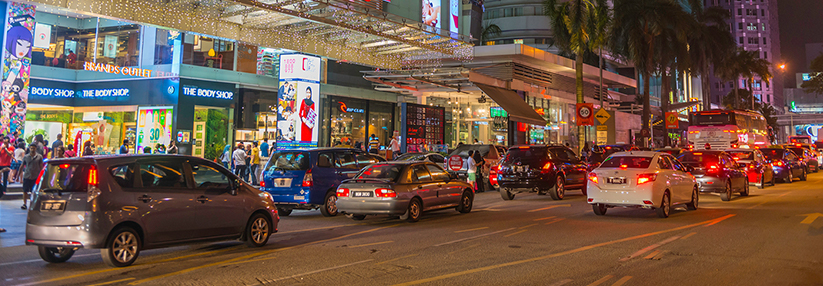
left=474, top=83, right=548, bottom=126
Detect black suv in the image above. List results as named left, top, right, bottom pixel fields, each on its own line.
left=496, top=145, right=588, bottom=201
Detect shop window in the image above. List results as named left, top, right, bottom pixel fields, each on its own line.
left=182, top=34, right=235, bottom=71
left=330, top=97, right=367, bottom=148
left=369, top=101, right=395, bottom=153
left=95, top=19, right=141, bottom=67
left=154, top=28, right=176, bottom=65
left=31, top=15, right=140, bottom=70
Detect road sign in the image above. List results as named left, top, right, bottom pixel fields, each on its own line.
left=665, top=112, right=679, bottom=129
left=595, top=108, right=611, bottom=124
left=640, top=128, right=650, bottom=138
left=448, top=155, right=464, bottom=171
left=597, top=125, right=608, bottom=131
left=576, top=103, right=594, bottom=126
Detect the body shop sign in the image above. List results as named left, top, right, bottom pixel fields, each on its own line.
left=182, top=85, right=233, bottom=100
left=276, top=54, right=320, bottom=150
left=137, top=106, right=173, bottom=153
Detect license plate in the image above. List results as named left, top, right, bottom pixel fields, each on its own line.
left=516, top=166, right=529, bottom=172
left=293, top=195, right=305, bottom=200
left=41, top=200, right=66, bottom=211
left=607, top=177, right=626, bottom=184
left=353, top=191, right=373, bottom=197
left=273, top=178, right=292, bottom=188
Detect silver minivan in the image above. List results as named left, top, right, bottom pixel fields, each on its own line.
left=26, top=155, right=279, bottom=267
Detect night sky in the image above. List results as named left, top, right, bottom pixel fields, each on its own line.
left=778, top=0, right=823, bottom=87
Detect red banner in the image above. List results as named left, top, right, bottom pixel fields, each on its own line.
left=576, top=103, right=594, bottom=126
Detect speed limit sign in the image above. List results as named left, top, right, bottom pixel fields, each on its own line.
left=576, top=103, right=594, bottom=126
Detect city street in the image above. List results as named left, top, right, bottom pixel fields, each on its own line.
left=1, top=174, right=822, bottom=286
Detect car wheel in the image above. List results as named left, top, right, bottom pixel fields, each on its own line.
left=686, top=186, right=699, bottom=210
left=549, top=175, right=565, bottom=200
left=581, top=180, right=588, bottom=196
left=101, top=227, right=141, bottom=267
left=38, top=246, right=75, bottom=263
left=720, top=180, right=732, bottom=201
left=592, top=203, right=607, bottom=215
left=500, top=187, right=515, bottom=201
left=277, top=206, right=293, bottom=217
left=406, top=198, right=422, bottom=222
left=245, top=213, right=272, bottom=247
left=320, top=192, right=338, bottom=217
left=740, top=180, right=750, bottom=196
left=456, top=190, right=474, bottom=213
left=758, top=173, right=765, bottom=189
left=801, top=169, right=807, bottom=181
left=349, top=214, right=367, bottom=220
left=656, top=191, right=671, bottom=218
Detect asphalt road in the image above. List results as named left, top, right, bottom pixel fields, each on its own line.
left=1, top=172, right=823, bottom=286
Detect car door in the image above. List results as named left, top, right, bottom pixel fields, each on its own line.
left=409, top=164, right=439, bottom=208
left=426, top=164, right=458, bottom=205
left=670, top=156, right=693, bottom=197
left=135, top=158, right=199, bottom=244
left=656, top=155, right=681, bottom=201
left=559, top=148, right=587, bottom=185
left=723, top=154, right=746, bottom=190
left=188, top=160, right=247, bottom=238
left=786, top=152, right=802, bottom=177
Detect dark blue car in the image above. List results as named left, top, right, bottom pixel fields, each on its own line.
left=261, top=148, right=385, bottom=216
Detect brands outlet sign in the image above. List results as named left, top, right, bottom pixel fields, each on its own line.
left=182, top=86, right=234, bottom=100
left=30, top=86, right=129, bottom=98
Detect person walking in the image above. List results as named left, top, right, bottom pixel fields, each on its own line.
left=51, top=134, right=64, bottom=158
left=220, top=144, right=231, bottom=170
left=233, top=143, right=248, bottom=181
left=64, top=144, right=76, bottom=158
left=389, top=134, right=401, bottom=160
left=34, top=135, right=45, bottom=156
left=250, top=141, right=260, bottom=185
left=10, top=142, right=24, bottom=183
left=244, top=144, right=253, bottom=182
left=368, top=134, right=379, bottom=154
left=259, top=139, right=269, bottom=158
left=465, top=150, right=477, bottom=191
left=472, top=150, right=485, bottom=193
left=167, top=140, right=178, bottom=155
left=0, top=137, right=13, bottom=198
left=21, top=144, right=43, bottom=210
left=119, top=139, right=130, bottom=154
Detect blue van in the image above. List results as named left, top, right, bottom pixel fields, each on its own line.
left=261, top=148, right=385, bottom=216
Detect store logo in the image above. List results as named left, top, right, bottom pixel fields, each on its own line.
left=182, top=85, right=233, bottom=100
left=302, top=57, right=316, bottom=72
left=80, top=88, right=130, bottom=98
left=30, top=87, right=74, bottom=98
left=338, top=101, right=364, bottom=113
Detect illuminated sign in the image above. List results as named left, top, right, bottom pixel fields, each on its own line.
left=80, top=88, right=129, bottom=98
left=277, top=54, right=321, bottom=150
left=182, top=85, right=234, bottom=100
left=338, top=101, right=364, bottom=113
left=30, top=86, right=74, bottom=98
left=84, top=62, right=178, bottom=78
left=803, top=73, right=812, bottom=81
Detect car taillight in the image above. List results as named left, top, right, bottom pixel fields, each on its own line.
left=637, top=173, right=657, bottom=185
left=336, top=188, right=350, bottom=197
left=302, top=168, right=313, bottom=187
left=87, top=166, right=101, bottom=202
left=620, top=164, right=628, bottom=170
left=772, top=160, right=783, bottom=167
left=35, top=167, right=45, bottom=186
left=588, top=173, right=598, bottom=184
left=375, top=188, right=397, bottom=198
left=707, top=165, right=719, bottom=174
left=260, top=180, right=265, bottom=187
left=540, top=162, right=553, bottom=174
left=88, top=166, right=98, bottom=186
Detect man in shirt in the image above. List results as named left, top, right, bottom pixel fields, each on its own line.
left=120, top=139, right=130, bottom=154
left=368, top=134, right=379, bottom=154
left=250, top=141, right=261, bottom=185
left=260, top=139, right=270, bottom=158
left=51, top=134, right=64, bottom=158
left=21, top=144, right=43, bottom=210
left=0, top=137, right=13, bottom=198
left=232, top=143, right=248, bottom=181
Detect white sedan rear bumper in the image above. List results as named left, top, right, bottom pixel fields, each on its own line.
left=587, top=183, right=659, bottom=208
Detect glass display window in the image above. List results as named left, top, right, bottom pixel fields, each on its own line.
left=368, top=101, right=395, bottom=152
left=330, top=98, right=366, bottom=148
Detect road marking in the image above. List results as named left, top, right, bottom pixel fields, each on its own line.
left=611, top=276, right=632, bottom=286
left=545, top=218, right=566, bottom=225
left=129, top=224, right=400, bottom=285
left=504, top=230, right=527, bottom=238
left=434, top=228, right=516, bottom=247
left=278, top=222, right=371, bottom=234
left=618, top=235, right=681, bottom=262
left=547, top=279, right=573, bottom=286
left=519, top=223, right=538, bottom=229
left=88, top=278, right=136, bottom=286
left=527, top=204, right=571, bottom=212
left=392, top=215, right=735, bottom=286
left=704, top=214, right=737, bottom=226
left=447, top=244, right=481, bottom=255
left=256, top=259, right=374, bottom=284
left=534, top=216, right=557, bottom=221
left=800, top=213, right=823, bottom=224
left=587, top=275, right=614, bottom=286
left=680, top=232, right=697, bottom=240
left=455, top=227, right=489, bottom=233
left=0, top=253, right=98, bottom=267
left=477, top=208, right=503, bottom=212
left=643, top=250, right=661, bottom=259
left=746, top=192, right=791, bottom=209
left=347, top=240, right=394, bottom=248
left=376, top=254, right=419, bottom=265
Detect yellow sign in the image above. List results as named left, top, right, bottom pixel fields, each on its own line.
left=597, top=125, right=608, bottom=131
left=595, top=108, right=610, bottom=124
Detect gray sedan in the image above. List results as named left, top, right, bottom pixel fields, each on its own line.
left=336, top=161, right=474, bottom=222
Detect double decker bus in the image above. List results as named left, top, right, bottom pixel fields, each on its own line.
left=688, top=110, right=768, bottom=150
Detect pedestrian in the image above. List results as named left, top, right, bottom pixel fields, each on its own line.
left=83, top=141, right=94, bottom=156
left=220, top=144, right=231, bottom=170
left=119, top=139, right=130, bottom=154
left=64, top=144, right=76, bottom=158
left=354, top=141, right=362, bottom=151
left=260, top=139, right=269, bottom=158
left=244, top=144, right=253, bottom=181
left=389, top=134, right=401, bottom=160
left=368, top=134, right=379, bottom=154
left=21, top=144, right=43, bottom=210
left=465, top=150, right=477, bottom=191
left=233, top=143, right=248, bottom=181
left=0, top=137, right=13, bottom=198
left=250, top=141, right=260, bottom=185
left=474, top=138, right=483, bottom=144
left=472, top=150, right=485, bottom=192
left=10, top=131, right=18, bottom=144
left=167, top=140, right=178, bottom=154
left=10, top=142, right=24, bottom=183
left=51, top=134, right=63, bottom=158
left=53, top=146, right=66, bottom=158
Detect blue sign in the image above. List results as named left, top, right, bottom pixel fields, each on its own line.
left=182, top=85, right=233, bottom=100
left=30, top=87, right=74, bottom=98
left=30, top=86, right=129, bottom=98
left=80, top=88, right=130, bottom=98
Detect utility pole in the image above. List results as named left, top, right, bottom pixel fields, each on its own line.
left=599, top=47, right=604, bottom=109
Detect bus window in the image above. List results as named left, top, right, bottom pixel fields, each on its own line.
left=691, top=112, right=732, bottom=126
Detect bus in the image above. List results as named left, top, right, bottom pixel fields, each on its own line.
left=788, top=135, right=812, bottom=144
left=688, top=110, right=768, bottom=150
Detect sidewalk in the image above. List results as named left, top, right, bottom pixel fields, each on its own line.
left=0, top=199, right=28, bottom=248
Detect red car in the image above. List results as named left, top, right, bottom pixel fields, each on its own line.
left=726, top=148, right=775, bottom=188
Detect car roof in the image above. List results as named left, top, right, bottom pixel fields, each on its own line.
left=682, top=150, right=725, bottom=155
left=724, top=148, right=755, bottom=152
left=508, top=144, right=566, bottom=149
left=608, top=151, right=660, bottom=157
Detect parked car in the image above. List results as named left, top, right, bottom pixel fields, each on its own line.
left=760, top=147, right=807, bottom=183
left=26, top=155, right=278, bottom=267
left=784, top=144, right=819, bottom=173
left=336, top=161, right=474, bottom=222
left=677, top=150, right=748, bottom=201
left=496, top=145, right=588, bottom=201
left=726, top=148, right=775, bottom=188
left=444, top=144, right=504, bottom=191
left=396, top=152, right=446, bottom=164
left=587, top=151, right=698, bottom=218
left=261, top=148, right=385, bottom=217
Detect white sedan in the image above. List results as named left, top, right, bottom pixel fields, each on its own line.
left=586, top=151, right=699, bottom=218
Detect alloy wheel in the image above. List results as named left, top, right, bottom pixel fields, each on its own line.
left=112, top=232, right=138, bottom=264
left=250, top=217, right=269, bottom=245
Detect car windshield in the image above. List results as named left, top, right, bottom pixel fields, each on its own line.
left=266, top=152, right=310, bottom=171
left=449, top=145, right=491, bottom=157
left=356, top=164, right=403, bottom=181
left=788, top=148, right=805, bottom=157
left=727, top=151, right=754, bottom=161
left=677, top=153, right=720, bottom=166
left=396, top=153, right=424, bottom=161
left=760, top=149, right=784, bottom=160
left=503, top=148, right=548, bottom=164
left=40, top=163, right=92, bottom=193
left=599, top=156, right=652, bottom=168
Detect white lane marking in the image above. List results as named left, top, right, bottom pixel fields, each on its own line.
left=256, top=259, right=374, bottom=284
left=433, top=228, right=516, bottom=247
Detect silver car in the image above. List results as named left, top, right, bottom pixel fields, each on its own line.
left=336, top=161, right=474, bottom=222
left=26, top=155, right=279, bottom=267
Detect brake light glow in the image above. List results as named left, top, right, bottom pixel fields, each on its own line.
left=733, top=157, right=739, bottom=161
left=302, top=168, right=313, bottom=187
left=620, top=164, right=627, bottom=170
left=643, top=200, right=653, bottom=205
left=542, top=162, right=552, bottom=170
left=693, top=153, right=703, bottom=155
left=375, top=188, right=397, bottom=198
left=772, top=160, right=783, bottom=167
left=588, top=173, right=598, bottom=184
left=260, top=180, right=265, bottom=187
left=519, top=146, right=530, bottom=149
left=59, top=164, right=70, bottom=169
left=605, top=146, right=612, bottom=150
left=704, top=143, right=712, bottom=149
left=336, top=188, right=350, bottom=197
left=35, top=167, right=45, bottom=185
left=88, top=166, right=98, bottom=186
left=637, top=173, right=657, bottom=184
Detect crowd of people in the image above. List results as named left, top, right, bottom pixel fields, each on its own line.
left=221, top=140, right=270, bottom=186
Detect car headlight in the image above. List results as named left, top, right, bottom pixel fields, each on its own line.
left=259, top=192, right=274, bottom=203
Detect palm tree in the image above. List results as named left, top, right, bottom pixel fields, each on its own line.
left=480, top=24, right=502, bottom=45
left=655, top=13, right=692, bottom=146
left=745, top=55, right=772, bottom=109
left=716, top=49, right=770, bottom=110
left=683, top=0, right=736, bottom=111
left=610, top=0, right=685, bottom=146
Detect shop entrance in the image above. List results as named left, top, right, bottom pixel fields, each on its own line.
left=26, top=104, right=137, bottom=155
left=194, top=106, right=230, bottom=160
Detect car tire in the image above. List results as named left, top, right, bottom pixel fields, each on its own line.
left=581, top=180, right=588, bottom=196
left=349, top=214, right=367, bottom=220
left=720, top=180, right=732, bottom=201
left=686, top=186, right=699, bottom=210
left=549, top=175, right=565, bottom=201
left=456, top=190, right=474, bottom=213
left=101, top=227, right=141, bottom=267
left=592, top=203, right=607, bottom=215
left=406, top=198, right=422, bottom=222
left=656, top=191, right=671, bottom=218
left=801, top=169, right=807, bottom=181
left=758, top=173, right=765, bottom=189
left=320, top=192, right=338, bottom=217
left=245, top=213, right=272, bottom=247
left=740, top=180, right=750, bottom=196
left=38, top=246, right=75, bottom=263
left=277, top=206, right=293, bottom=217
left=500, top=187, right=515, bottom=201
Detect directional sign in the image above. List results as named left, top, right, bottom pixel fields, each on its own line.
left=595, top=108, right=611, bottom=124
left=799, top=213, right=823, bottom=224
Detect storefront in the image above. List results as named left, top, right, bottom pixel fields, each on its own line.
left=319, top=96, right=397, bottom=155
left=401, top=103, right=445, bottom=153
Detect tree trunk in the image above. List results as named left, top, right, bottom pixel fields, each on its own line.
left=642, top=40, right=654, bottom=148
left=702, top=64, right=712, bottom=111
left=576, top=48, right=585, bottom=154
left=661, top=69, right=670, bottom=147
left=733, top=78, right=739, bottom=110
left=748, top=77, right=754, bottom=110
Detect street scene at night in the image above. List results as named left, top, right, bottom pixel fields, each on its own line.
left=1, top=0, right=823, bottom=285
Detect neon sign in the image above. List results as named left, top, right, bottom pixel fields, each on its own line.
left=84, top=62, right=178, bottom=78
left=182, top=85, right=234, bottom=100
left=338, top=101, right=364, bottom=113
left=30, top=87, right=74, bottom=98
left=80, top=88, right=130, bottom=98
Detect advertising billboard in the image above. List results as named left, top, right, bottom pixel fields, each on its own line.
left=422, top=0, right=441, bottom=29
left=277, top=54, right=320, bottom=150
left=450, top=0, right=459, bottom=35
left=1, top=2, right=35, bottom=136
left=136, top=106, right=173, bottom=153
